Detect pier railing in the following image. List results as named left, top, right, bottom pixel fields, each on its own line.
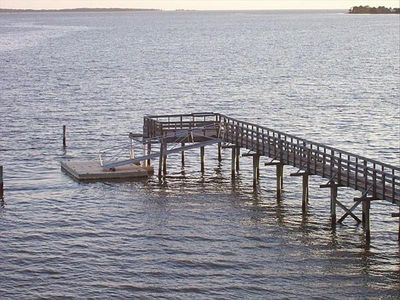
left=143, top=112, right=400, bottom=205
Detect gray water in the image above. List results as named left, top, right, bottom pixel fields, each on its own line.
left=0, top=10, right=399, bottom=299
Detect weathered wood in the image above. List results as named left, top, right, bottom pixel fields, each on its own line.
left=302, top=174, right=309, bottom=213
left=200, top=146, right=205, bottom=173
left=330, top=184, right=337, bottom=226
left=218, top=142, right=222, bottom=162
left=231, top=147, right=236, bottom=178
left=181, top=142, right=185, bottom=167
left=235, top=146, right=240, bottom=172
left=276, top=163, right=284, bottom=199
left=63, top=125, right=66, bottom=147
left=0, top=165, right=3, bottom=199
left=337, top=199, right=362, bottom=224
left=158, top=143, right=164, bottom=178
left=162, top=143, right=167, bottom=176
left=143, top=113, right=400, bottom=241
left=147, top=143, right=152, bottom=166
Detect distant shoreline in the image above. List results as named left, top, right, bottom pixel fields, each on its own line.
left=0, top=8, right=161, bottom=13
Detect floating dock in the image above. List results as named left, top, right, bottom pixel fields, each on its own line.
left=61, top=160, right=153, bottom=181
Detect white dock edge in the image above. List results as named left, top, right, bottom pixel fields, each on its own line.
left=61, top=160, right=153, bottom=181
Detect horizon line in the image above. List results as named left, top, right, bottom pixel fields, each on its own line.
left=0, top=7, right=351, bottom=12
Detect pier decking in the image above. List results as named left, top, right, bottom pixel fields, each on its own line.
left=140, top=112, right=400, bottom=242
left=62, top=112, right=400, bottom=243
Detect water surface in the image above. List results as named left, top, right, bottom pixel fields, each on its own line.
left=0, top=11, right=399, bottom=299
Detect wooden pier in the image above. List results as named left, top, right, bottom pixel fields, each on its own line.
left=139, top=112, right=400, bottom=243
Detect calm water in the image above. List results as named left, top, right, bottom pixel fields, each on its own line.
left=0, top=10, right=399, bottom=299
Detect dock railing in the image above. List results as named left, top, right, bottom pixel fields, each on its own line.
left=143, top=112, right=400, bottom=205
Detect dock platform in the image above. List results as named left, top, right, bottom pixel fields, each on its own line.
left=61, top=160, right=153, bottom=181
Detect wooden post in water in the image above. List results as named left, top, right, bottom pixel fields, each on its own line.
left=158, top=143, right=164, bottom=179
left=63, top=125, right=66, bottom=147
left=162, top=143, right=167, bottom=176
left=200, top=146, right=205, bottom=173
left=235, top=146, right=240, bottom=173
left=265, top=161, right=284, bottom=200
left=231, top=147, right=236, bottom=178
left=330, top=184, right=337, bottom=226
left=276, top=163, right=284, bottom=199
left=252, top=155, right=257, bottom=187
left=147, top=143, right=152, bottom=166
left=302, top=174, right=309, bottom=213
left=362, top=199, right=371, bottom=243
left=0, top=166, right=3, bottom=199
left=217, top=142, right=222, bottom=162
left=181, top=142, right=185, bottom=167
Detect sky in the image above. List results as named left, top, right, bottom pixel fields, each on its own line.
left=1, top=0, right=399, bottom=10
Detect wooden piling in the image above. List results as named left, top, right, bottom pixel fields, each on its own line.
left=162, top=143, right=167, bottom=176
left=235, top=146, right=240, bottom=172
left=330, top=184, right=337, bottom=226
left=200, top=146, right=205, bottom=173
left=231, top=147, right=236, bottom=178
left=363, top=199, right=371, bottom=243
left=0, top=166, right=3, bottom=199
left=63, top=125, right=66, bottom=147
left=181, top=142, right=185, bottom=167
left=277, top=163, right=283, bottom=199
left=302, top=174, right=309, bottom=213
left=217, top=142, right=222, bottom=162
left=147, top=143, right=152, bottom=166
left=252, top=155, right=258, bottom=187
left=158, top=143, right=164, bottom=178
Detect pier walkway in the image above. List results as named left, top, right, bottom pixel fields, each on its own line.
left=138, top=112, right=400, bottom=243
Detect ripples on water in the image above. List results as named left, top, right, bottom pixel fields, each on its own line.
left=0, top=11, right=399, bottom=299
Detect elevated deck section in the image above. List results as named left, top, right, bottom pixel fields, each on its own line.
left=143, top=113, right=400, bottom=205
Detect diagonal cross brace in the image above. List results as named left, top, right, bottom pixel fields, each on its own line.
left=337, top=198, right=362, bottom=224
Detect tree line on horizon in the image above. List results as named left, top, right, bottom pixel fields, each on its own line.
left=349, top=5, right=400, bottom=14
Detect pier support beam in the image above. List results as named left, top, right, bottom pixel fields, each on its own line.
left=200, top=146, right=205, bottom=173
left=181, top=142, right=185, bottom=167
left=217, top=142, right=222, bottom=162
left=147, top=143, right=152, bottom=167
left=158, top=143, right=164, bottom=179
left=162, top=143, right=167, bottom=176
left=235, top=146, right=240, bottom=173
left=265, top=161, right=284, bottom=200
left=0, top=166, right=3, bottom=199
left=290, top=172, right=309, bottom=213
left=330, top=184, right=337, bottom=226
left=231, top=147, right=236, bottom=178
left=362, top=199, right=371, bottom=243
left=63, top=125, right=67, bottom=148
